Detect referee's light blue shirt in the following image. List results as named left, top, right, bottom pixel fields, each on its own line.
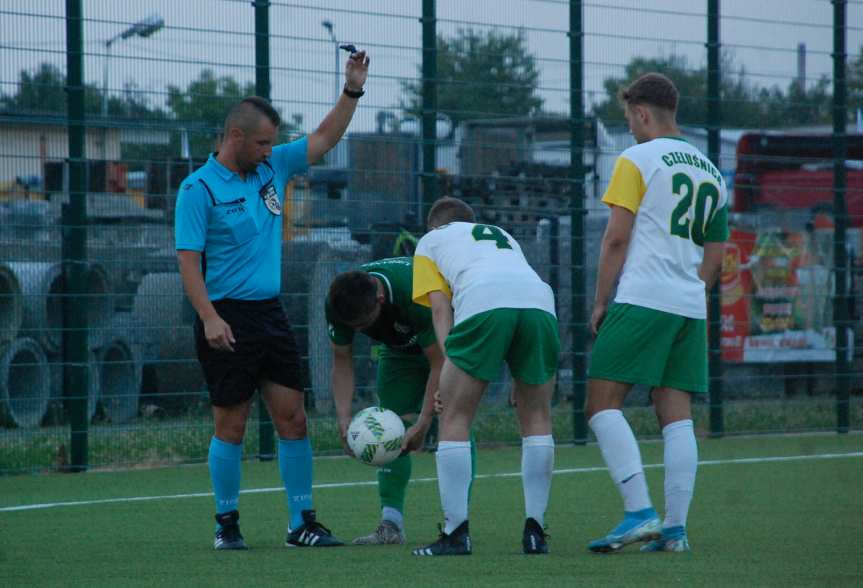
left=174, top=137, right=308, bottom=301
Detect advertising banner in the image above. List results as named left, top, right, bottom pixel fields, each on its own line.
left=720, top=225, right=853, bottom=362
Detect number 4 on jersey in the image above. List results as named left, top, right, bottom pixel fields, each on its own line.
left=471, top=224, right=512, bottom=249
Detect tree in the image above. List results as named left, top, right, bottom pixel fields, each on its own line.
left=165, top=69, right=301, bottom=158
left=164, top=70, right=254, bottom=158
left=0, top=62, right=166, bottom=120
left=592, top=54, right=832, bottom=129
left=0, top=63, right=68, bottom=114
left=401, top=28, right=543, bottom=132
left=166, top=70, right=254, bottom=130
left=783, top=76, right=832, bottom=126
left=105, top=82, right=167, bottom=120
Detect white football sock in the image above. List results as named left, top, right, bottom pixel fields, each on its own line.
left=436, top=441, right=472, bottom=534
left=522, top=435, right=555, bottom=526
left=662, top=419, right=697, bottom=529
left=589, top=409, right=653, bottom=513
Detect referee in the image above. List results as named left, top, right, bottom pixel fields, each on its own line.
left=175, top=49, right=369, bottom=550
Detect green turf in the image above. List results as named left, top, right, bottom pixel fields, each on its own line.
left=3, top=397, right=861, bottom=473
left=1, top=434, right=862, bottom=586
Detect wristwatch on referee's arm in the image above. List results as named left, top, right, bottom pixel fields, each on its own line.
left=343, top=84, right=365, bottom=99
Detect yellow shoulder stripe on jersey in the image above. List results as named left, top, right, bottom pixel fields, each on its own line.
left=601, top=156, right=646, bottom=214
left=412, top=254, right=452, bottom=307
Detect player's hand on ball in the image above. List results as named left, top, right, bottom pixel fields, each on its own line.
left=338, top=418, right=354, bottom=457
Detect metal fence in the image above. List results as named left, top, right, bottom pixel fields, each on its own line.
left=1, top=0, right=861, bottom=473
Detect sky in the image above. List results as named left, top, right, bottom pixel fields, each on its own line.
left=1, top=0, right=861, bottom=136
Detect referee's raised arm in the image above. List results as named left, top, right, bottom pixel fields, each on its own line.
left=307, top=49, right=369, bottom=164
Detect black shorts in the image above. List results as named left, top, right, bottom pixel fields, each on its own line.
left=194, top=298, right=305, bottom=407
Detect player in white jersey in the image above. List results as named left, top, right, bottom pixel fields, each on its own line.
left=586, top=73, right=727, bottom=553
left=410, top=197, right=559, bottom=556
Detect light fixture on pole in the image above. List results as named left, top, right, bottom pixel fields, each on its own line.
left=321, top=20, right=339, bottom=103
left=101, top=14, right=165, bottom=121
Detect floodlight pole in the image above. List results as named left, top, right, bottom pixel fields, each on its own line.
left=322, top=20, right=339, bottom=103
left=101, top=15, right=164, bottom=157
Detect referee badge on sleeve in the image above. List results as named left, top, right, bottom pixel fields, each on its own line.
left=260, top=183, right=281, bottom=215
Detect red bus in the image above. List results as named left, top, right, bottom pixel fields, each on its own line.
left=734, top=131, right=863, bottom=225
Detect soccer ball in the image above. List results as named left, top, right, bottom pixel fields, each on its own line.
left=347, top=407, right=405, bottom=466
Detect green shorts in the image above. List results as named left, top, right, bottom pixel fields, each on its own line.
left=588, top=303, right=707, bottom=394
left=445, top=308, right=559, bottom=385
left=376, top=348, right=429, bottom=417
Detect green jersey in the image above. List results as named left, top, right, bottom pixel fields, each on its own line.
left=326, top=257, right=436, bottom=355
